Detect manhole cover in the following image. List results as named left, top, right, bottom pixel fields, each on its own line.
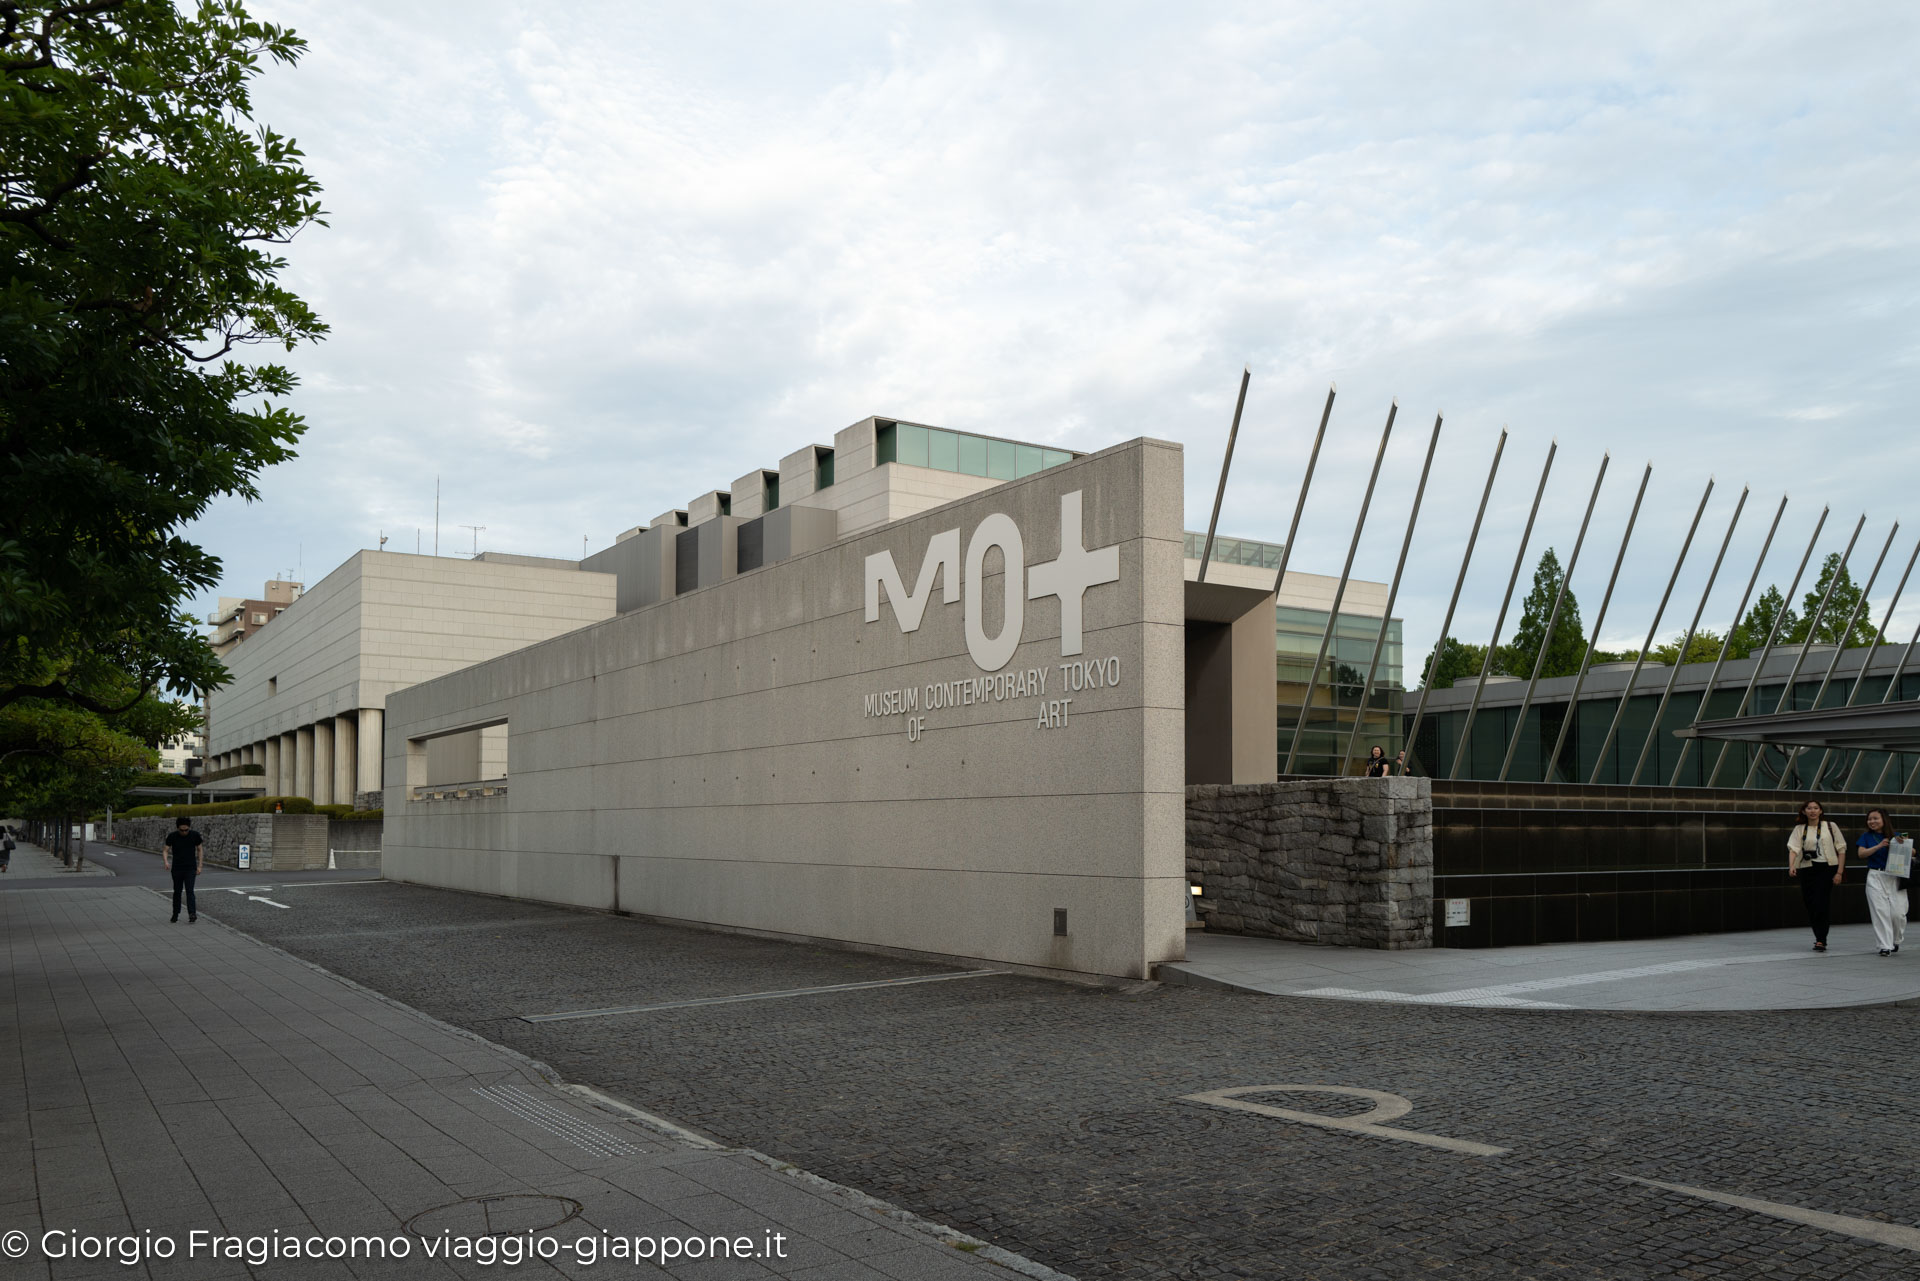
left=406, top=1194, right=582, bottom=1238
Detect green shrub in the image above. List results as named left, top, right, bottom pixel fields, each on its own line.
left=120, top=795, right=317, bottom=819
left=314, top=804, right=352, bottom=819
left=336, top=808, right=383, bottom=821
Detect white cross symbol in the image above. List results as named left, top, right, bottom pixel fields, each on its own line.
left=1027, top=490, right=1120, bottom=656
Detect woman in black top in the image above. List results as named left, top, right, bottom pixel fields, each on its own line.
left=1364, top=747, right=1391, bottom=777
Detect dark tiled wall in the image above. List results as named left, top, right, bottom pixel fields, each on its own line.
left=1429, top=780, right=1913, bottom=947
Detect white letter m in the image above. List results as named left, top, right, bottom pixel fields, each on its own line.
left=865, top=528, right=960, bottom=633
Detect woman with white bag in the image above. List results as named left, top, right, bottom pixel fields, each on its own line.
left=1856, top=807, right=1908, bottom=956
left=1787, top=799, right=1847, bottom=952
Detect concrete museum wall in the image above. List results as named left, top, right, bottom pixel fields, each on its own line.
left=384, top=438, right=1188, bottom=978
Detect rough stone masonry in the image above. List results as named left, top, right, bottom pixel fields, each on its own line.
left=1186, top=776, right=1433, bottom=949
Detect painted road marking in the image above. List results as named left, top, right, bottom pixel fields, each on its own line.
left=1295, top=953, right=1815, bottom=1006
left=1183, top=1085, right=1509, bottom=1156
left=521, top=969, right=1001, bottom=1023
left=1619, top=1175, right=1920, bottom=1253
left=247, top=896, right=291, bottom=909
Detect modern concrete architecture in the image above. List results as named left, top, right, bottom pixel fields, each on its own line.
left=202, top=551, right=618, bottom=805
left=383, top=416, right=1303, bottom=979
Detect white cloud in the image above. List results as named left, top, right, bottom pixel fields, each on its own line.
left=191, top=0, right=1920, bottom=667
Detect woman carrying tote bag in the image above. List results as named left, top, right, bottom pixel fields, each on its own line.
left=1857, top=807, right=1907, bottom=956
left=1787, top=799, right=1847, bottom=952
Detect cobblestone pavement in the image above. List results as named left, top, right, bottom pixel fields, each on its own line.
left=200, top=880, right=1920, bottom=1280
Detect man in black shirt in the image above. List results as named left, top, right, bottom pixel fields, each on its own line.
left=162, top=818, right=204, bottom=922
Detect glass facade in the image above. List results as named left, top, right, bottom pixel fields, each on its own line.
left=1181, top=531, right=1283, bottom=570
left=1411, top=669, right=1920, bottom=792
left=815, top=448, right=834, bottom=491
left=1181, top=530, right=1405, bottom=776
left=1278, top=604, right=1405, bottom=775
left=875, top=421, right=1074, bottom=480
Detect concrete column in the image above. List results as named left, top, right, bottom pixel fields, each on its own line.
left=279, top=730, right=297, bottom=797
left=264, top=737, right=281, bottom=795
left=334, top=714, right=358, bottom=808
left=241, top=744, right=253, bottom=767
left=312, top=719, right=334, bottom=805
left=294, top=725, right=314, bottom=799
left=357, top=707, right=384, bottom=804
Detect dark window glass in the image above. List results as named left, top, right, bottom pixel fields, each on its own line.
left=816, top=450, right=834, bottom=490
left=875, top=424, right=897, bottom=465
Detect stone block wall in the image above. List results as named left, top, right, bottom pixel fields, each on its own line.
left=112, top=814, right=344, bottom=872
left=1186, top=777, right=1433, bottom=949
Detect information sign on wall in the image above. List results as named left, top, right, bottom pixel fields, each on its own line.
left=238, top=843, right=252, bottom=870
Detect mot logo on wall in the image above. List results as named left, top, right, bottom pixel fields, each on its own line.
left=862, top=491, right=1120, bottom=671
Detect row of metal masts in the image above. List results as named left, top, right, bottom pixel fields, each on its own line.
left=1188, top=370, right=1920, bottom=793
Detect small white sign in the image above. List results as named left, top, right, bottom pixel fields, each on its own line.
left=1445, top=898, right=1471, bottom=928
left=237, top=843, right=252, bottom=870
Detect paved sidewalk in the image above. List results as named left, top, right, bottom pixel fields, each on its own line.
left=0, top=888, right=1056, bottom=1280
left=1159, top=924, right=1920, bottom=1010
left=1, top=841, right=113, bottom=882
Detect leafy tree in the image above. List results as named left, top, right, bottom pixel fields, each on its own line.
left=1733, top=585, right=1796, bottom=657
left=1502, top=547, right=1587, bottom=679
left=0, top=687, right=198, bottom=818
left=1651, top=630, right=1725, bottom=667
left=1417, top=637, right=1498, bottom=690
left=1789, top=554, right=1874, bottom=646
left=1, top=0, right=325, bottom=722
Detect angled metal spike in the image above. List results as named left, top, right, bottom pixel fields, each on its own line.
left=1847, top=537, right=1920, bottom=792
left=1284, top=400, right=1397, bottom=774
left=1628, top=487, right=1749, bottom=784
left=1672, top=494, right=1787, bottom=786
left=1745, top=513, right=1865, bottom=789
left=1587, top=477, right=1715, bottom=784
left=1340, top=411, right=1443, bottom=776
left=1451, top=440, right=1557, bottom=779
left=1797, top=523, right=1896, bottom=789
left=1197, top=366, right=1252, bottom=583
left=1270, top=384, right=1336, bottom=600
left=1402, top=429, right=1507, bottom=775
left=1545, top=464, right=1652, bottom=783
left=1498, top=453, right=1609, bottom=781
left=1711, top=507, right=1828, bottom=788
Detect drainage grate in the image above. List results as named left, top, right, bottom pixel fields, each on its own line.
left=473, top=1083, right=639, bottom=1160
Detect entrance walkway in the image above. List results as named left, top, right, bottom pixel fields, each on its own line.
left=0, top=888, right=1054, bottom=1279
left=1158, top=925, right=1920, bottom=1011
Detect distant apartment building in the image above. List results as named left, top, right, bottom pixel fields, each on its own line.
left=155, top=730, right=205, bottom=778
left=207, top=579, right=304, bottom=656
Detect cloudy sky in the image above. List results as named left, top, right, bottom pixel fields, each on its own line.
left=195, top=0, right=1920, bottom=666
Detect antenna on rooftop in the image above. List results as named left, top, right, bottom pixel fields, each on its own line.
left=459, top=524, right=486, bottom=556
left=378, top=530, right=388, bottom=551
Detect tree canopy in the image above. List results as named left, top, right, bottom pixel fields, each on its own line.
left=1502, top=547, right=1587, bottom=680
left=1417, top=636, right=1498, bottom=691
left=1, top=0, right=323, bottom=726
left=1790, top=553, right=1874, bottom=646
left=2, top=2, right=320, bottom=816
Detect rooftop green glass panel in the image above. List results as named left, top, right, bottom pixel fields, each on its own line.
left=957, top=432, right=989, bottom=477
left=928, top=428, right=959, bottom=472
left=1015, top=444, right=1044, bottom=476
left=987, top=439, right=1016, bottom=479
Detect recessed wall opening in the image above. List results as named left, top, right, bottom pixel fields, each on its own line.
left=407, top=718, right=509, bottom=797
